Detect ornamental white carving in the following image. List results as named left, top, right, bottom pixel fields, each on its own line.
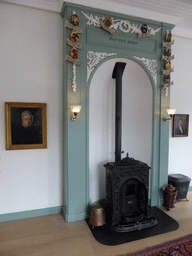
left=162, top=81, right=174, bottom=97
left=87, top=51, right=117, bottom=82
left=72, top=64, right=77, bottom=92
left=81, top=11, right=161, bottom=36
left=133, top=56, right=157, bottom=85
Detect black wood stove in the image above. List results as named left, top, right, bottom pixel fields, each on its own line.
left=103, top=62, right=158, bottom=232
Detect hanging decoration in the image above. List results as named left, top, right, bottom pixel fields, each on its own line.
left=137, top=24, right=150, bottom=38
left=70, top=47, right=79, bottom=59
left=65, top=11, right=83, bottom=92
left=161, top=31, right=175, bottom=96
left=66, top=38, right=83, bottom=49
left=100, top=16, right=115, bottom=35
left=70, top=31, right=79, bottom=43
left=65, top=20, right=83, bottom=34
left=161, top=48, right=174, bottom=61
left=71, top=13, right=79, bottom=26
left=81, top=11, right=161, bottom=36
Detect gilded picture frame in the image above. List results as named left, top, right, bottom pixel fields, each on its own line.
left=5, top=102, right=47, bottom=150
left=172, top=114, right=189, bottom=137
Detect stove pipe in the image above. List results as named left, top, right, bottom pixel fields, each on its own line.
left=112, top=62, right=126, bottom=163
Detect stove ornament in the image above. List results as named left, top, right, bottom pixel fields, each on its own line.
left=115, top=153, right=139, bottom=166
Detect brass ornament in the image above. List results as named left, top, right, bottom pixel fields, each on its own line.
left=141, top=24, right=148, bottom=34
left=100, top=16, right=115, bottom=35
left=165, top=61, right=171, bottom=70
left=104, top=17, right=112, bottom=27
left=70, top=31, right=79, bottom=43
left=71, top=14, right=79, bottom=26
left=70, top=47, right=78, bottom=59
left=137, top=24, right=150, bottom=38
left=166, top=32, right=172, bottom=42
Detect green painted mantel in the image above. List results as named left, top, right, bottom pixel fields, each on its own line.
left=61, top=2, right=175, bottom=222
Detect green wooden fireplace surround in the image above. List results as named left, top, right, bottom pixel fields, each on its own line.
left=61, top=2, right=174, bottom=222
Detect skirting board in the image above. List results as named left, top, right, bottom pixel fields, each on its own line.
left=0, top=188, right=191, bottom=223
left=0, top=206, right=63, bottom=223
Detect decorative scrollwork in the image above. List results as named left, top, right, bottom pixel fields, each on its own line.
left=87, top=51, right=117, bottom=82
left=133, top=56, right=157, bottom=86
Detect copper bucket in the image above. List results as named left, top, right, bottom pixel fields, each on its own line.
left=163, top=184, right=178, bottom=211
left=89, top=204, right=106, bottom=228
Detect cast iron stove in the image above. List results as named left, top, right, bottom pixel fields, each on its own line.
left=103, top=62, right=158, bottom=232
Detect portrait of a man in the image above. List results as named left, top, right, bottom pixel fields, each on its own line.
left=172, top=114, right=189, bottom=137
left=175, top=118, right=185, bottom=135
left=5, top=102, right=47, bottom=150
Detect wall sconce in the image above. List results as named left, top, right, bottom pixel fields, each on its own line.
left=70, top=106, right=81, bottom=121
left=163, top=109, right=176, bottom=121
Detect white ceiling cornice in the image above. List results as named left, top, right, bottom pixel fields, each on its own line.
left=111, top=0, right=192, bottom=21
left=2, top=0, right=192, bottom=17
left=2, top=0, right=192, bottom=31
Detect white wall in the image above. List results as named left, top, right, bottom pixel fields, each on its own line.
left=0, top=3, right=63, bottom=214
left=89, top=59, right=152, bottom=203
left=168, top=35, right=192, bottom=181
left=1, top=1, right=192, bottom=217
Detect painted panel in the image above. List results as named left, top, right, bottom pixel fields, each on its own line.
left=87, top=27, right=157, bottom=53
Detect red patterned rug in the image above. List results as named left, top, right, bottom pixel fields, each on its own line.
left=122, top=234, right=192, bottom=256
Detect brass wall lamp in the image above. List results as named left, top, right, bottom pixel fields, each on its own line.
left=70, top=106, right=81, bottom=121
left=163, top=109, right=176, bottom=121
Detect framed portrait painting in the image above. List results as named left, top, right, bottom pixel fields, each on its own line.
left=5, top=102, right=47, bottom=150
left=172, top=114, right=189, bottom=137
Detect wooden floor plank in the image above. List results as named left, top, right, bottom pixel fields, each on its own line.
left=0, top=192, right=191, bottom=256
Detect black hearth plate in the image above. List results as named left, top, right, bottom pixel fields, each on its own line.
left=85, top=206, right=179, bottom=246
